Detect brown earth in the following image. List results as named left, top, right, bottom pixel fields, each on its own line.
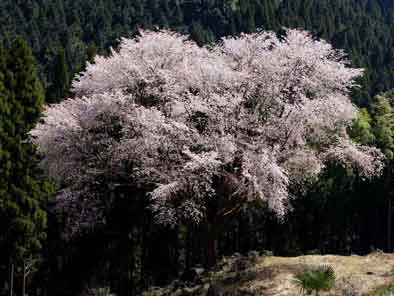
left=143, top=252, right=394, bottom=296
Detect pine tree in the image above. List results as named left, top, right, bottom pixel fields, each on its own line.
left=5, top=38, right=45, bottom=134
left=48, top=47, right=69, bottom=103
left=190, top=21, right=215, bottom=46
left=0, top=38, right=53, bottom=294
left=86, top=43, right=97, bottom=64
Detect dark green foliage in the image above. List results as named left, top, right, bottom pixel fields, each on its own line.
left=4, top=38, right=44, bottom=134
left=86, top=43, right=97, bottom=64
left=370, top=93, right=394, bottom=159
left=277, top=0, right=394, bottom=106
left=0, top=39, right=53, bottom=293
left=47, top=47, right=69, bottom=103
left=190, top=21, right=215, bottom=46
left=293, top=265, right=335, bottom=295
left=350, top=108, right=375, bottom=146
left=2, top=0, right=394, bottom=104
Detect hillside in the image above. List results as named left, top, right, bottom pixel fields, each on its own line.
left=143, top=252, right=394, bottom=295
left=2, top=0, right=394, bottom=104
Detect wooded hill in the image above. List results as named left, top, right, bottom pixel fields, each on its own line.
left=2, top=0, right=394, bottom=105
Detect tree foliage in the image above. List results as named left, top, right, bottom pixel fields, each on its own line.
left=0, top=38, right=53, bottom=293
left=32, top=30, right=382, bottom=255
left=370, top=93, right=394, bottom=159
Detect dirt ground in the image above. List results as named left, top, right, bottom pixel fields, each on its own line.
left=143, top=252, right=394, bottom=295
left=234, top=252, right=394, bottom=295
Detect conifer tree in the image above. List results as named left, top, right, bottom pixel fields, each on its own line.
left=0, top=38, right=53, bottom=294
left=86, top=43, right=97, bottom=64
left=48, top=47, right=69, bottom=103
left=190, top=22, right=215, bottom=46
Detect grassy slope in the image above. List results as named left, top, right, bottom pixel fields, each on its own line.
left=143, top=252, right=394, bottom=295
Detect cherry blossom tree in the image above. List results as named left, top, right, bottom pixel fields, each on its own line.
left=31, top=29, right=384, bottom=266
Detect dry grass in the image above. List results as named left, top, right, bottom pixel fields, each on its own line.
left=143, top=252, right=394, bottom=296
left=235, top=252, right=394, bottom=295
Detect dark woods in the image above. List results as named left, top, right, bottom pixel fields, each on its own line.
left=2, top=0, right=394, bottom=104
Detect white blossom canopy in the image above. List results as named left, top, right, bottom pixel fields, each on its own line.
left=31, top=29, right=384, bottom=231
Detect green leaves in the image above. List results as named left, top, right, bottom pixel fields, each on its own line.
left=293, top=265, right=336, bottom=295
left=351, top=92, right=394, bottom=160
left=350, top=108, right=375, bottom=145
left=371, top=93, right=394, bottom=160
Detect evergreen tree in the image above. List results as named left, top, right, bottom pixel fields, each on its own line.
left=190, top=21, right=215, bottom=46
left=48, top=47, right=69, bottom=103
left=0, top=38, right=53, bottom=294
left=86, top=43, right=97, bottom=64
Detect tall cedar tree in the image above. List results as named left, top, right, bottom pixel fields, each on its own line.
left=48, top=47, right=70, bottom=103
left=0, top=39, right=53, bottom=290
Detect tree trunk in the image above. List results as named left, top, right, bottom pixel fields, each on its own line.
left=184, top=227, right=191, bottom=276
left=388, top=198, right=392, bottom=252
left=23, top=260, right=26, bottom=296
left=10, top=263, right=14, bottom=296
left=205, top=223, right=218, bottom=268
left=118, top=234, right=134, bottom=296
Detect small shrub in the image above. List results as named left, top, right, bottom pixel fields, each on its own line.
left=293, top=265, right=335, bottom=295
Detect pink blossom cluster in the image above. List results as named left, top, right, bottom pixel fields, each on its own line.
left=31, top=29, right=384, bottom=230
